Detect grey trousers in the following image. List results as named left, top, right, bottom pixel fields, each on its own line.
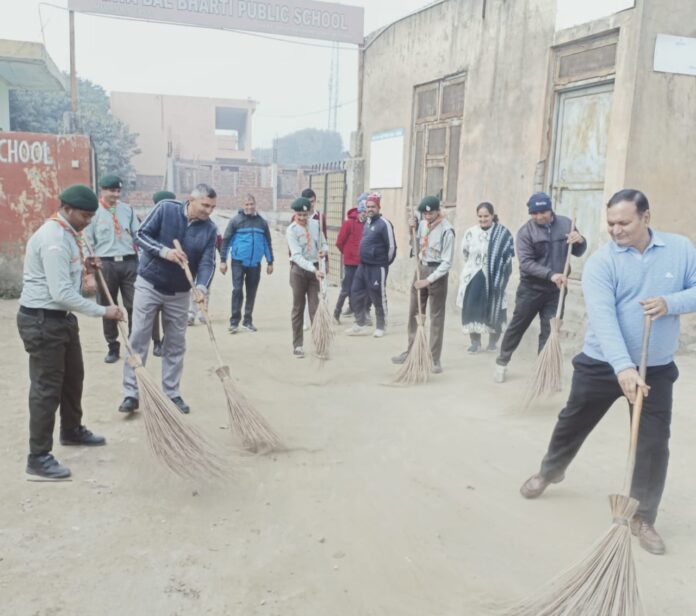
left=123, top=276, right=190, bottom=399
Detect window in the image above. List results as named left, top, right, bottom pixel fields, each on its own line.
left=410, top=75, right=465, bottom=208
left=215, top=107, right=248, bottom=149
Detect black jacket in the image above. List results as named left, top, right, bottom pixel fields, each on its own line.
left=359, top=213, right=397, bottom=266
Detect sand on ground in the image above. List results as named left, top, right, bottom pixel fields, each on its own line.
left=1, top=233, right=695, bottom=615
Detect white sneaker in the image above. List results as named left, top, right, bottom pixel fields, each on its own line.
left=373, top=329, right=385, bottom=338
left=494, top=365, right=507, bottom=383
left=293, top=346, right=305, bottom=358
left=346, top=324, right=369, bottom=336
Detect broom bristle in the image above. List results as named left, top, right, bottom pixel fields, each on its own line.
left=502, top=494, right=644, bottom=616
left=311, top=297, right=335, bottom=361
left=394, top=316, right=432, bottom=385
left=132, top=360, right=228, bottom=479
left=523, top=317, right=564, bottom=408
left=216, top=366, right=283, bottom=454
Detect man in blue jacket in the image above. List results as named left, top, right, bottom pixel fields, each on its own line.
left=347, top=193, right=396, bottom=338
left=219, top=193, right=274, bottom=333
left=118, top=184, right=218, bottom=415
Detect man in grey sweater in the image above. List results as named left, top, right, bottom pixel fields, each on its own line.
left=495, top=192, right=586, bottom=383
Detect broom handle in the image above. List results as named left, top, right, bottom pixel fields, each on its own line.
left=318, top=252, right=327, bottom=298
left=412, top=225, right=425, bottom=318
left=172, top=239, right=225, bottom=368
left=622, top=315, right=653, bottom=495
left=554, top=215, right=576, bottom=320
left=81, top=235, right=135, bottom=356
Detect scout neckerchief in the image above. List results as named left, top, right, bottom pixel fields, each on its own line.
left=295, top=215, right=312, bottom=255
left=50, top=212, right=84, bottom=262
left=100, top=198, right=122, bottom=240
left=420, top=214, right=444, bottom=259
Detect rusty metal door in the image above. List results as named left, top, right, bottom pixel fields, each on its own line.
left=309, top=168, right=346, bottom=286
left=550, top=82, right=614, bottom=273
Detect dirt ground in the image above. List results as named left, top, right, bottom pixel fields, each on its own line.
left=1, top=234, right=695, bottom=615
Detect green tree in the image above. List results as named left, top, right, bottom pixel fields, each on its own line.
left=9, top=76, right=140, bottom=182
left=253, top=128, right=344, bottom=166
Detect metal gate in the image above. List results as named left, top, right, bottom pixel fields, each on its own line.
left=309, top=163, right=347, bottom=287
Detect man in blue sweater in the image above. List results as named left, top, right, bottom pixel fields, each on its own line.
left=118, top=184, right=218, bottom=415
left=520, top=189, right=696, bottom=555
left=219, top=193, right=274, bottom=333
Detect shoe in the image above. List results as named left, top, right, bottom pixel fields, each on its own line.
left=293, top=346, right=305, bottom=358
left=630, top=516, right=666, bottom=555
left=432, top=360, right=443, bottom=374
left=333, top=310, right=341, bottom=325
left=170, top=396, right=190, bottom=414
left=494, top=364, right=507, bottom=383
left=373, top=329, right=385, bottom=338
left=187, top=317, right=195, bottom=326
left=118, top=396, right=139, bottom=413
left=486, top=342, right=498, bottom=352
left=26, top=453, right=71, bottom=480
left=346, top=324, right=370, bottom=336
left=467, top=342, right=481, bottom=354
left=520, top=472, right=565, bottom=499
left=152, top=341, right=163, bottom=357
left=228, top=324, right=239, bottom=334
left=391, top=351, right=409, bottom=365
left=242, top=322, right=258, bottom=332
left=198, top=314, right=207, bottom=324
left=60, top=425, right=106, bottom=446
left=342, top=308, right=354, bottom=317
left=104, top=349, right=120, bottom=364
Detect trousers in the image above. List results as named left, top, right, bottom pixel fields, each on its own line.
left=290, top=263, right=319, bottom=348
left=406, top=266, right=448, bottom=362
left=352, top=264, right=389, bottom=330
left=96, top=258, right=137, bottom=351
left=230, top=260, right=262, bottom=326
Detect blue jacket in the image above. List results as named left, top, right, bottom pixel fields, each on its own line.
left=219, top=211, right=274, bottom=267
left=136, top=200, right=217, bottom=294
left=359, top=213, right=397, bottom=266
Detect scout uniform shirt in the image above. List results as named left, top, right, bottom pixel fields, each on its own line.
left=19, top=213, right=106, bottom=317
left=416, top=217, right=455, bottom=282
left=84, top=200, right=139, bottom=258
left=286, top=218, right=329, bottom=272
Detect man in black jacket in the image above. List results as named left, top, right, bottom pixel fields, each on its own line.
left=495, top=192, right=586, bottom=383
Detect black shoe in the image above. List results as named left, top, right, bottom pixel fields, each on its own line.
left=467, top=342, right=481, bottom=354
left=170, top=396, right=190, bottom=414
left=152, top=341, right=163, bottom=357
left=26, top=453, right=71, bottom=479
left=60, top=425, right=106, bottom=446
left=104, top=349, right=120, bottom=363
left=391, top=351, right=408, bottom=365
left=333, top=310, right=341, bottom=325
left=118, top=396, right=139, bottom=413
left=242, top=322, right=258, bottom=332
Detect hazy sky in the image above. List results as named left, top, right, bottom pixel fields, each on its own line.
left=0, top=0, right=434, bottom=149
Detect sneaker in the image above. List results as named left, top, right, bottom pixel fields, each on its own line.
left=467, top=342, right=481, bottom=354
left=494, top=364, right=507, bottom=383
left=373, top=329, right=385, bottom=338
left=432, top=360, right=443, bottom=374
left=333, top=310, right=341, bottom=325
left=26, top=453, right=71, bottom=480
left=118, top=396, right=139, bottom=413
left=391, top=351, right=409, bottom=365
left=520, top=472, right=565, bottom=499
left=486, top=342, right=498, bottom=352
left=152, top=341, right=163, bottom=357
left=198, top=314, right=207, bottom=324
left=187, top=317, right=195, bottom=326
left=243, top=322, right=258, bottom=332
left=293, top=346, right=305, bottom=358
left=228, top=324, right=239, bottom=334
left=630, top=516, right=666, bottom=555
left=104, top=349, right=120, bottom=364
left=60, top=425, right=106, bottom=447
left=170, top=396, right=190, bottom=414
left=346, top=324, right=370, bottom=336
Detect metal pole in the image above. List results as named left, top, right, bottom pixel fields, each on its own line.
left=69, top=10, right=78, bottom=115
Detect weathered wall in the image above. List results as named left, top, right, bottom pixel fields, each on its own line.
left=0, top=132, right=92, bottom=296
left=0, top=79, right=9, bottom=132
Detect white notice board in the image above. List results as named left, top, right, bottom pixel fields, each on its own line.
left=654, top=34, right=696, bottom=77
left=369, top=129, right=404, bottom=189
left=555, top=0, right=634, bottom=31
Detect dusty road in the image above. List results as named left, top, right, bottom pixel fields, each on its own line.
left=1, top=235, right=695, bottom=615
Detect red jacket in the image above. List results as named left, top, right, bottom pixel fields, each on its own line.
left=336, top=208, right=364, bottom=266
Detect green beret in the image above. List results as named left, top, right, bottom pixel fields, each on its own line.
left=59, top=184, right=98, bottom=211
left=291, top=197, right=311, bottom=212
left=417, top=196, right=440, bottom=213
left=153, top=190, right=176, bottom=204
left=99, top=174, right=123, bottom=189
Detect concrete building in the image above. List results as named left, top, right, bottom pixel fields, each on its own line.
left=352, top=0, right=696, bottom=338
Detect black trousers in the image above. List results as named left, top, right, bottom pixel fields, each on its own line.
left=335, top=264, right=357, bottom=315
left=540, top=353, right=678, bottom=524
left=230, top=260, right=262, bottom=326
left=17, top=311, right=85, bottom=455
left=352, top=264, right=389, bottom=330
left=96, top=258, right=137, bottom=350
left=496, top=282, right=559, bottom=366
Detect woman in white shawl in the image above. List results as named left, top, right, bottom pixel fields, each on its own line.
left=456, top=202, right=515, bottom=353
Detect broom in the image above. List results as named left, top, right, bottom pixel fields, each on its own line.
left=311, top=253, right=334, bottom=361
left=83, top=238, right=226, bottom=479
left=504, top=315, right=652, bottom=616
left=172, top=240, right=282, bottom=454
left=523, top=217, right=575, bottom=407
left=394, top=226, right=432, bottom=385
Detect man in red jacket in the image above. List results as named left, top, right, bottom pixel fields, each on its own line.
left=334, top=193, right=368, bottom=324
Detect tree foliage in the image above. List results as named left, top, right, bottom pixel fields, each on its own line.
left=253, top=128, right=344, bottom=166
left=9, top=76, right=140, bottom=181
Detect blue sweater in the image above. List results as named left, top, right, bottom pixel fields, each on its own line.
left=136, top=200, right=217, bottom=294
left=582, top=231, right=696, bottom=373
left=219, top=211, right=274, bottom=267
